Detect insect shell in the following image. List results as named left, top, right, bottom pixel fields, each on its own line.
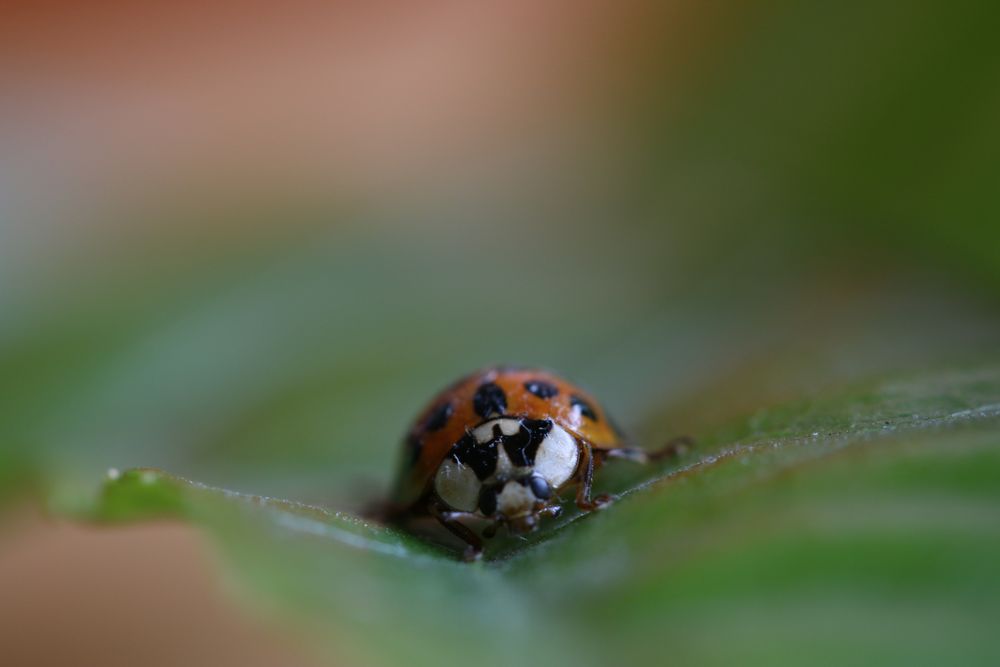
left=390, top=366, right=679, bottom=561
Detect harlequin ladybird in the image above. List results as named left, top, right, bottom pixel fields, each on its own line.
left=388, top=366, right=691, bottom=561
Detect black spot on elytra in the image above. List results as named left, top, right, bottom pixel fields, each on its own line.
left=501, top=418, right=553, bottom=467
left=473, top=382, right=507, bottom=418
left=478, top=485, right=498, bottom=516
left=524, top=380, right=559, bottom=399
left=424, top=402, right=453, bottom=431
left=528, top=475, right=552, bottom=500
left=570, top=394, right=598, bottom=421
left=451, top=433, right=498, bottom=480
left=403, top=434, right=422, bottom=467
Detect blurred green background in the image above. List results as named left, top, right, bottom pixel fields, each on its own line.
left=1, top=2, right=999, bottom=666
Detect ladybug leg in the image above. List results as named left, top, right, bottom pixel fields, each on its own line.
left=538, top=504, right=562, bottom=519
left=603, top=435, right=694, bottom=464
left=600, top=447, right=650, bottom=464
left=429, top=501, right=484, bottom=562
left=651, top=435, right=695, bottom=460
left=575, top=443, right=613, bottom=512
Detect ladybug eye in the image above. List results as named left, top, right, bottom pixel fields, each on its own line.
left=528, top=475, right=551, bottom=500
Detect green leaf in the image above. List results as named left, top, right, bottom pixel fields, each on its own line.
left=80, top=364, right=1000, bottom=667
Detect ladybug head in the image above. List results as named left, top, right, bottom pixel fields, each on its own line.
left=476, top=472, right=552, bottom=524
left=434, top=417, right=581, bottom=526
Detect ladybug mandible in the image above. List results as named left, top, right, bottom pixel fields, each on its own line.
left=389, top=366, right=690, bottom=560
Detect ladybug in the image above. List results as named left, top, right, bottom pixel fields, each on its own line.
left=388, top=366, right=690, bottom=560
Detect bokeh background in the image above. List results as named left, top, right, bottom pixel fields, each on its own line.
left=2, top=2, right=999, bottom=666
